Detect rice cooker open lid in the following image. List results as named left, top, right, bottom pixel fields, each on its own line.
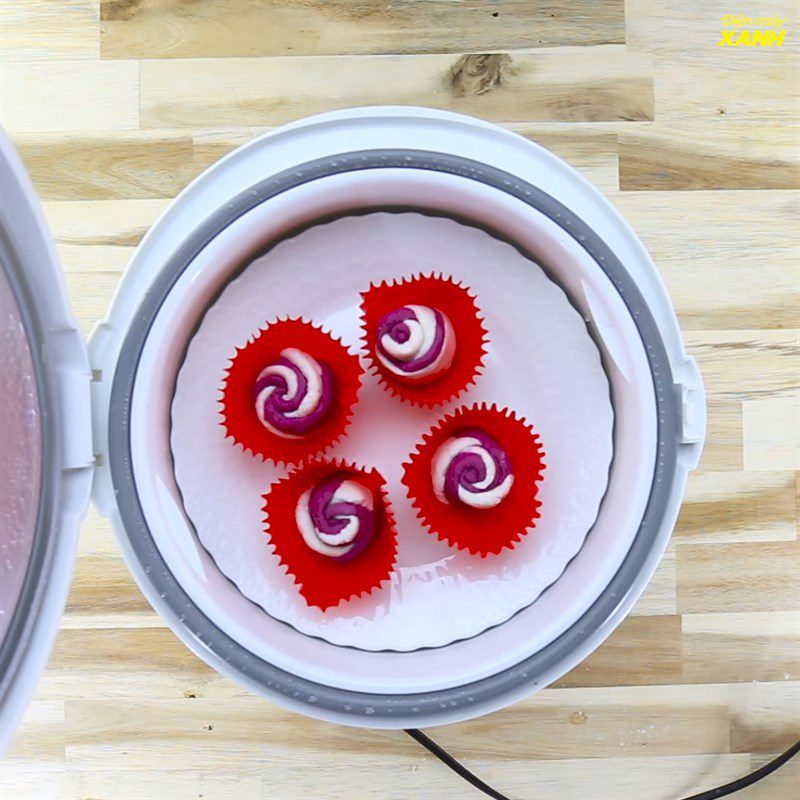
left=0, top=132, right=93, bottom=752
left=0, top=108, right=706, bottom=741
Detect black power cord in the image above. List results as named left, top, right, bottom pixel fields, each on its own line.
left=405, top=728, right=800, bottom=800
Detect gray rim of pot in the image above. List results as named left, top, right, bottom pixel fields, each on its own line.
left=108, top=150, right=680, bottom=723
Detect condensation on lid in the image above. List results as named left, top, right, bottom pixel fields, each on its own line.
left=0, top=263, right=41, bottom=646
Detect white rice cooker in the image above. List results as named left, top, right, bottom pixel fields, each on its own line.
left=0, top=107, right=705, bottom=748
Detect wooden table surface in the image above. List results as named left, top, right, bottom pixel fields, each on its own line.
left=2, top=2, right=799, bottom=798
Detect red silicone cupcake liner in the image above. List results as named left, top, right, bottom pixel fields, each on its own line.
left=219, top=317, right=362, bottom=466
left=359, top=273, right=487, bottom=407
left=263, top=459, right=398, bottom=610
left=402, top=403, right=546, bottom=556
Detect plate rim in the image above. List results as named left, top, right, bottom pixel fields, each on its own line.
left=107, top=148, right=683, bottom=727
left=167, top=206, right=618, bottom=652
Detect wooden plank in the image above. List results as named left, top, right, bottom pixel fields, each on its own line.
left=139, top=47, right=654, bottom=129
left=729, top=681, right=800, bottom=753
left=556, top=607, right=795, bottom=687
left=99, top=0, right=625, bottom=59
left=41, top=199, right=167, bottom=251
left=63, top=270, right=122, bottom=335
left=682, top=613, right=800, bottom=685
left=447, top=684, right=732, bottom=760
left=0, top=701, right=66, bottom=800
left=740, top=759, right=800, bottom=800
left=554, top=615, right=683, bottom=688
left=683, top=331, right=799, bottom=402
left=625, top=0, right=800, bottom=125
left=40, top=629, right=231, bottom=702
left=653, top=51, right=800, bottom=127
left=62, top=755, right=759, bottom=800
left=17, top=124, right=619, bottom=203
left=677, top=541, right=800, bottom=614
left=77, top=506, right=125, bottom=554
left=697, top=399, right=744, bottom=473
left=0, top=1, right=98, bottom=62
left=680, top=336, right=800, bottom=478
left=15, top=131, right=195, bottom=201
left=508, top=126, right=620, bottom=191
left=625, top=0, right=800, bottom=57
left=619, top=124, right=800, bottom=191
left=448, top=754, right=774, bottom=800
left=54, top=244, right=131, bottom=280
left=63, top=689, right=730, bottom=768
left=743, top=393, right=800, bottom=471
left=62, top=555, right=160, bottom=629
left=676, top=471, right=798, bottom=544
left=611, top=191, right=800, bottom=331
left=41, top=198, right=166, bottom=330
left=631, top=548, right=677, bottom=616
left=70, top=770, right=262, bottom=800
left=0, top=60, right=138, bottom=133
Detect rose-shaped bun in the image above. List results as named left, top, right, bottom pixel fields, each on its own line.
left=264, top=460, right=398, bottom=610
left=376, top=305, right=456, bottom=384
left=402, top=403, right=546, bottom=556
left=360, top=274, right=487, bottom=407
left=220, top=318, right=362, bottom=465
left=432, top=428, right=514, bottom=510
left=295, top=474, right=376, bottom=562
left=253, top=348, right=335, bottom=438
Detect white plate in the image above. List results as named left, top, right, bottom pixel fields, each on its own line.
left=171, top=212, right=613, bottom=651
left=129, top=165, right=655, bottom=693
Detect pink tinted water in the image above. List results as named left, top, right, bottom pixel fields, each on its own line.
left=0, top=266, right=41, bottom=645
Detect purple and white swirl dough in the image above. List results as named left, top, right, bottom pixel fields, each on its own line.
left=432, top=428, right=514, bottom=509
left=295, top=475, right=377, bottom=561
left=376, top=305, right=455, bottom=382
left=253, top=347, right=334, bottom=439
